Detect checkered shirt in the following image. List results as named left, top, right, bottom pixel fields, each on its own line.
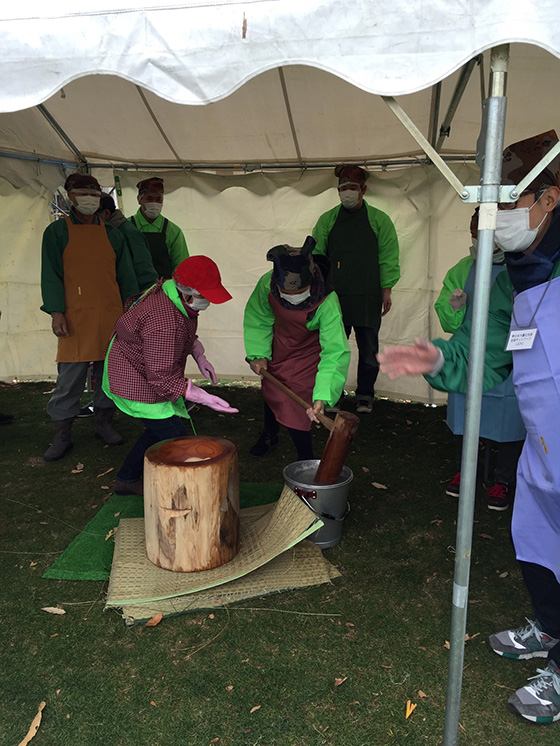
left=107, top=283, right=198, bottom=403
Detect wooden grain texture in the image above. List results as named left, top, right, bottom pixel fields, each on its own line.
left=144, top=437, right=240, bottom=572
left=314, top=411, right=360, bottom=485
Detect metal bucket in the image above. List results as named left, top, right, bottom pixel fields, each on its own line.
left=283, top=459, right=353, bottom=549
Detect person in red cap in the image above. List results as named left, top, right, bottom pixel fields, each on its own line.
left=312, top=164, right=400, bottom=414
left=129, top=176, right=189, bottom=279
left=103, top=255, right=237, bottom=495
left=40, top=172, right=138, bottom=461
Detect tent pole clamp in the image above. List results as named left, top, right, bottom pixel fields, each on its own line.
left=460, top=184, right=547, bottom=204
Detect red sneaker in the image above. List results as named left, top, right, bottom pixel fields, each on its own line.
left=486, top=481, right=512, bottom=511
left=445, top=472, right=461, bottom=497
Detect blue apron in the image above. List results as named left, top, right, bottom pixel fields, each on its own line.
left=447, top=263, right=526, bottom=441
left=510, top=275, right=560, bottom=582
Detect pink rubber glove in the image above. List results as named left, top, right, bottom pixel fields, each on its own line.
left=191, top=338, right=217, bottom=385
left=184, top=379, right=238, bottom=413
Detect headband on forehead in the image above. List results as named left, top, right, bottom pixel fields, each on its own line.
left=64, top=173, right=102, bottom=193
left=137, top=177, right=165, bottom=196
left=334, top=164, right=369, bottom=186
left=502, top=130, right=560, bottom=189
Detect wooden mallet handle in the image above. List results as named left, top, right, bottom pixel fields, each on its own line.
left=251, top=363, right=334, bottom=432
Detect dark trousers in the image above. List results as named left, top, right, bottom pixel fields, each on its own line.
left=263, top=401, right=314, bottom=461
left=345, top=321, right=382, bottom=399
left=454, top=436, right=524, bottom=486
left=47, top=361, right=114, bottom=421
left=519, top=560, right=560, bottom=666
left=117, top=416, right=190, bottom=481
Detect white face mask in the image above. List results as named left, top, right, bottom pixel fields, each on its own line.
left=494, top=196, right=547, bottom=253
left=339, top=190, right=361, bottom=210
left=469, top=237, right=505, bottom=265
left=186, top=296, right=210, bottom=312
left=74, top=195, right=100, bottom=215
left=279, top=288, right=311, bottom=305
left=143, top=203, right=163, bottom=220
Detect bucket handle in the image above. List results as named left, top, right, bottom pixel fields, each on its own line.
left=292, top=485, right=350, bottom=522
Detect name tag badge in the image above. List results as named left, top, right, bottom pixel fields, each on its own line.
left=506, top=328, right=537, bottom=351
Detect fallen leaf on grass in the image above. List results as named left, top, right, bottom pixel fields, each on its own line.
left=114, top=512, right=121, bottom=518
left=18, top=700, right=45, bottom=746
left=50, top=634, right=58, bottom=638
left=145, top=612, right=163, bottom=627
left=97, top=467, right=114, bottom=478
left=209, top=739, right=220, bottom=744
left=334, top=677, right=347, bottom=686
left=41, top=607, right=65, bottom=615
left=101, top=485, right=110, bottom=490
left=150, top=701, right=157, bottom=707
left=480, top=533, right=494, bottom=540
left=405, top=700, right=417, bottom=719
left=345, top=622, right=355, bottom=627
left=225, top=685, right=234, bottom=692
left=493, top=682, right=517, bottom=691
left=444, top=640, right=450, bottom=649
left=381, top=665, right=392, bottom=670
left=250, top=705, right=261, bottom=714
left=71, top=463, right=84, bottom=474
left=465, top=632, right=480, bottom=642
left=361, top=466, right=370, bottom=473
left=371, top=482, right=388, bottom=490
left=418, top=690, right=427, bottom=699
left=30, top=561, right=37, bottom=567
left=104, top=529, right=115, bottom=542
left=499, top=571, right=509, bottom=578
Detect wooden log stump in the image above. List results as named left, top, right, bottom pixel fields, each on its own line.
left=144, top=436, right=240, bottom=572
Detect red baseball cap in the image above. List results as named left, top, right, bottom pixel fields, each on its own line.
left=173, top=256, right=232, bottom=304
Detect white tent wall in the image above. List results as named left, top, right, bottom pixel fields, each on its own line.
left=0, top=163, right=476, bottom=402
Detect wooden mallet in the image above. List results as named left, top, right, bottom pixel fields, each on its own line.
left=256, top=366, right=359, bottom=485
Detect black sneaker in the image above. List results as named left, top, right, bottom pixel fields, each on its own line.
left=445, top=471, right=461, bottom=497
left=77, top=402, right=95, bottom=418
left=249, top=431, right=279, bottom=458
left=486, top=481, right=512, bottom=511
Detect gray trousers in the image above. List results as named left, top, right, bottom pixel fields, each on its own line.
left=47, top=361, right=114, bottom=421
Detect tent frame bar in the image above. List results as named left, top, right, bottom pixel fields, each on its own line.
left=435, top=56, right=482, bottom=152
left=36, top=104, right=87, bottom=168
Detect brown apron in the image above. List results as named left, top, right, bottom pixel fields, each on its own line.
left=263, top=292, right=322, bottom=431
left=57, top=217, right=124, bottom=363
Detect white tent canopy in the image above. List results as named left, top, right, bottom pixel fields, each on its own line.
left=2, top=0, right=560, bottom=401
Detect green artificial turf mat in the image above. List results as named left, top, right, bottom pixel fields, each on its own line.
left=43, top=482, right=283, bottom=581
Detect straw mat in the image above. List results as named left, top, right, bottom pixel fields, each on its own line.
left=105, top=485, right=323, bottom=607
left=117, top=532, right=340, bottom=625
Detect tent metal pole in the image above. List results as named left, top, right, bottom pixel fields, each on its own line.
left=382, top=95, right=468, bottom=197
left=435, top=57, right=481, bottom=153
left=428, top=83, right=442, bottom=147
left=36, top=104, right=87, bottom=168
left=278, top=68, right=303, bottom=162
left=442, top=43, right=510, bottom=746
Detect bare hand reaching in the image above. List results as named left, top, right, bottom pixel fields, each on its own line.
left=377, top=338, right=442, bottom=380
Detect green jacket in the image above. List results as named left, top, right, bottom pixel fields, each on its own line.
left=428, top=259, right=560, bottom=394
left=130, top=209, right=189, bottom=271
left=244, top=271, right=351, bottom=406
left=434, top=256, right=473, bottom=333
left=312, top=200, right=400, bottom=289
left=112, top=216, right=158, bottom=292
left=40, top=213, right=138, bottom=314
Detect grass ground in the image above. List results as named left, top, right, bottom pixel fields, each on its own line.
left=0, top=381, right=554, bottom=745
